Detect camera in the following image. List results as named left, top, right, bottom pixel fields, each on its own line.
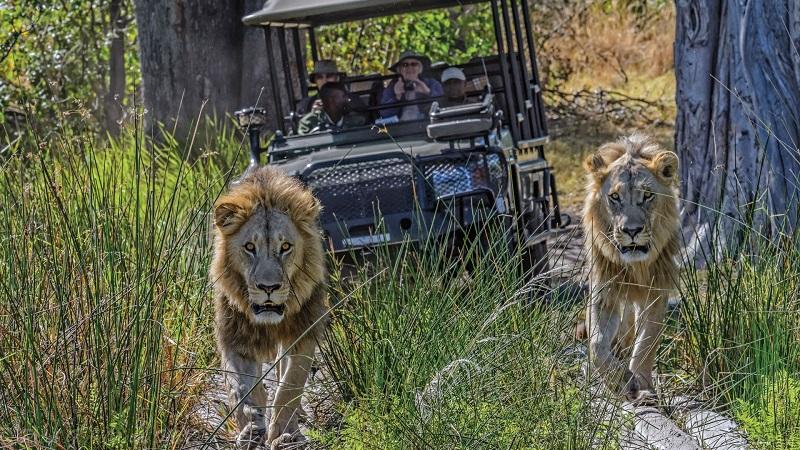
left=404, top=80, right=416, bottom=91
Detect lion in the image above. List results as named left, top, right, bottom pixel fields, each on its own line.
left=582, top=133, right=680, bottom=403
left=210, top=166, right=329, bottom=449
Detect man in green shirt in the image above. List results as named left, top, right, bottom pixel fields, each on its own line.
left=298, top=82, right=366, bottom=134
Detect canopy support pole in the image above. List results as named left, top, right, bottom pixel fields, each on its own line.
left=490, top=0, right=520, bottom=145
left=264, top=26, right=285, bottom=134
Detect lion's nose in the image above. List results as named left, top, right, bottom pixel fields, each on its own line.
left=622, top=227, right=644, bottom=239
left=257, top=283, right=282, bottom=294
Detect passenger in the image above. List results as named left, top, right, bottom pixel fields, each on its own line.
left=439, top=67, right=472, bottom=108
left=297, top=82, right=366, bottom=134
left=296, top=59, right=345, bottom=116
left=379, top=50, right=443, bottom=121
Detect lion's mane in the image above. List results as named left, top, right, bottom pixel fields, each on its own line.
left=582, top=133, right=680, bottom=296
left=210, top=166, right=328, bottom=360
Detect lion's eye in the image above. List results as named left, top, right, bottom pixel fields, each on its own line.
left=643, top=191, right=654, bottom=201
left=244, top=242, right=256, bottom=253
left=609, top=192, right=621, bottom=202
left=280, top=242, right=292, bottom=253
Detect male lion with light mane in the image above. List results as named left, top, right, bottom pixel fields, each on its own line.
left=210, top=166, right=328, bottom=449
left=582, top=133, right=679, bottom=403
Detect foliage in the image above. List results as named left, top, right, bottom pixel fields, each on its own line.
left=0, top=0, right=139, bottom=133
left=316, top=228, right=617, bottom=449
left=676, top=212, right=800, bottom=450
left=679, top=227, right=800, bottom=399
left=735, top=371, right=800, bottom=449
left=316, top=4, right=495, bottom=74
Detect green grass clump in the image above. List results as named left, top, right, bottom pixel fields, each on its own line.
left=0, top=126, right=245, bottom=447
left=678, top=222, right=800, bottom=447
left=317, top=231, right=616, bottom=449
left=735, top=371, right=800, bottom=449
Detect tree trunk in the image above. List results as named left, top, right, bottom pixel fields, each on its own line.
left=134, top=0, right=244, bottom=140
left=105, top=0, right=125, bottom=137
left=133, top=0, right=294, bottom=142
left=675, top=0, right=800, bottom=251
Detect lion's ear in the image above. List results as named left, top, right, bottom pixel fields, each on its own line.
left=584, top=143, right=624, bottom=178
left=651, top=151, right=679, bottom=184
left=214, top=202, right=246, bottom=232
left=583, top=154, right=607, bottom=174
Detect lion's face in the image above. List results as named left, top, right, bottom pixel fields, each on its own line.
left=223, top=207, right=303, bottom=324
left=600, top=161, right=668, bottom=263
left=211, top=166, right=325, bottom=327
left=583, top=135, right=679, bottom=265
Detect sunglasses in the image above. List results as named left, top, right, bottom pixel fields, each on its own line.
left=400, top=61, right=421, bottom=68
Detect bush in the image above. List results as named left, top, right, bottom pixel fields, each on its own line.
left=735, top=371, right=800, bottom=449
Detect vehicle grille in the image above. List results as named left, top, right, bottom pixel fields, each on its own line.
left=304, top=157, right=416, bottom=223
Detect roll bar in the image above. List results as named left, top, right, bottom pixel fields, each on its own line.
left=245, top=0, right=547, bottom=153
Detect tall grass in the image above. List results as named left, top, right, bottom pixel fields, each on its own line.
left=2, top=119, right=800, bottom=449
left=0, top=124, right=244, bottom=447
left=315, top=223, right=619, bottom=449
left=679, top=221, right=800, bottom=447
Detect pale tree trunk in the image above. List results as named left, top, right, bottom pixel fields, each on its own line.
left=675, top=0, right=800, bottom=251
left=133, top=0, right=293, bottom=141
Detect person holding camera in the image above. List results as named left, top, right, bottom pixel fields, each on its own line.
left=297, top=82, right=366, bottom=134
left=379, top=50, right=443, bottom=121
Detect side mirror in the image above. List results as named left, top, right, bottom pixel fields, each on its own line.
left=234, top=107, right=269, bottom=167
left=234, top=107, right=269, bottom=130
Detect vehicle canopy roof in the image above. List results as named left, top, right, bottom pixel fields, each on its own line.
left=243, top=0, right=486, bottom=27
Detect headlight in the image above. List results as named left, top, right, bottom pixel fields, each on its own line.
left=431, top=165, right=473, bottom=199
left=424, top=153, right=506, bottom=201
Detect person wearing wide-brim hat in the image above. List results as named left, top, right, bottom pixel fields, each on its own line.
left=309, top=59, right=346, bottom=84
left=297, top=59, right=347, bottom=115
left=379, top=50, right=443, bottom=120
left=387, top=50, right=432, bottom=73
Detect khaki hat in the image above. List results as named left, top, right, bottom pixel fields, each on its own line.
left=310, top=59, right=345, bottom=83
left=441, top=67, right=466, bottom=83
left=389, top=50, right=432, bottom=73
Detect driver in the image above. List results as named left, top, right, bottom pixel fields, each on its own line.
left=379, top=50, right=443, bottom=121
left=296, top=59, right=345, bottom=115
left=297, top=82, right=366, bottom=134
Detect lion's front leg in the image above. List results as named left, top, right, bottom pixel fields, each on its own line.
left=628, top=294, right=667, bottom=401
left=587, top=292, right=639, bottom=400
left=267, top=340, right=314, bottom=448
left=223, top=352, right=269, bottom=449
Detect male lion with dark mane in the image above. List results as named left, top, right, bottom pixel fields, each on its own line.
left=210, top=166, right=328, bottom=449
left=582, top=133, right=679, bottom=403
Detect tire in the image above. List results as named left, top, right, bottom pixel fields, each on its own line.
left=523, top=240, right=550, bottom=282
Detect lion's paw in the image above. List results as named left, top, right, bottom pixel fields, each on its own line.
left=236, top=424, right=267, bottom=450
left=629, top=388, right=658, bottom=406
left=269, top=432, right=295, bottom=450
left=620, top=373, right=641, bottom=402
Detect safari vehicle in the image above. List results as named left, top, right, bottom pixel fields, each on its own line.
left=234, top=0, right=566, bottom=271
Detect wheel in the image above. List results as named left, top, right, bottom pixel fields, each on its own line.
left=522, top=240, right=550, bottom=281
